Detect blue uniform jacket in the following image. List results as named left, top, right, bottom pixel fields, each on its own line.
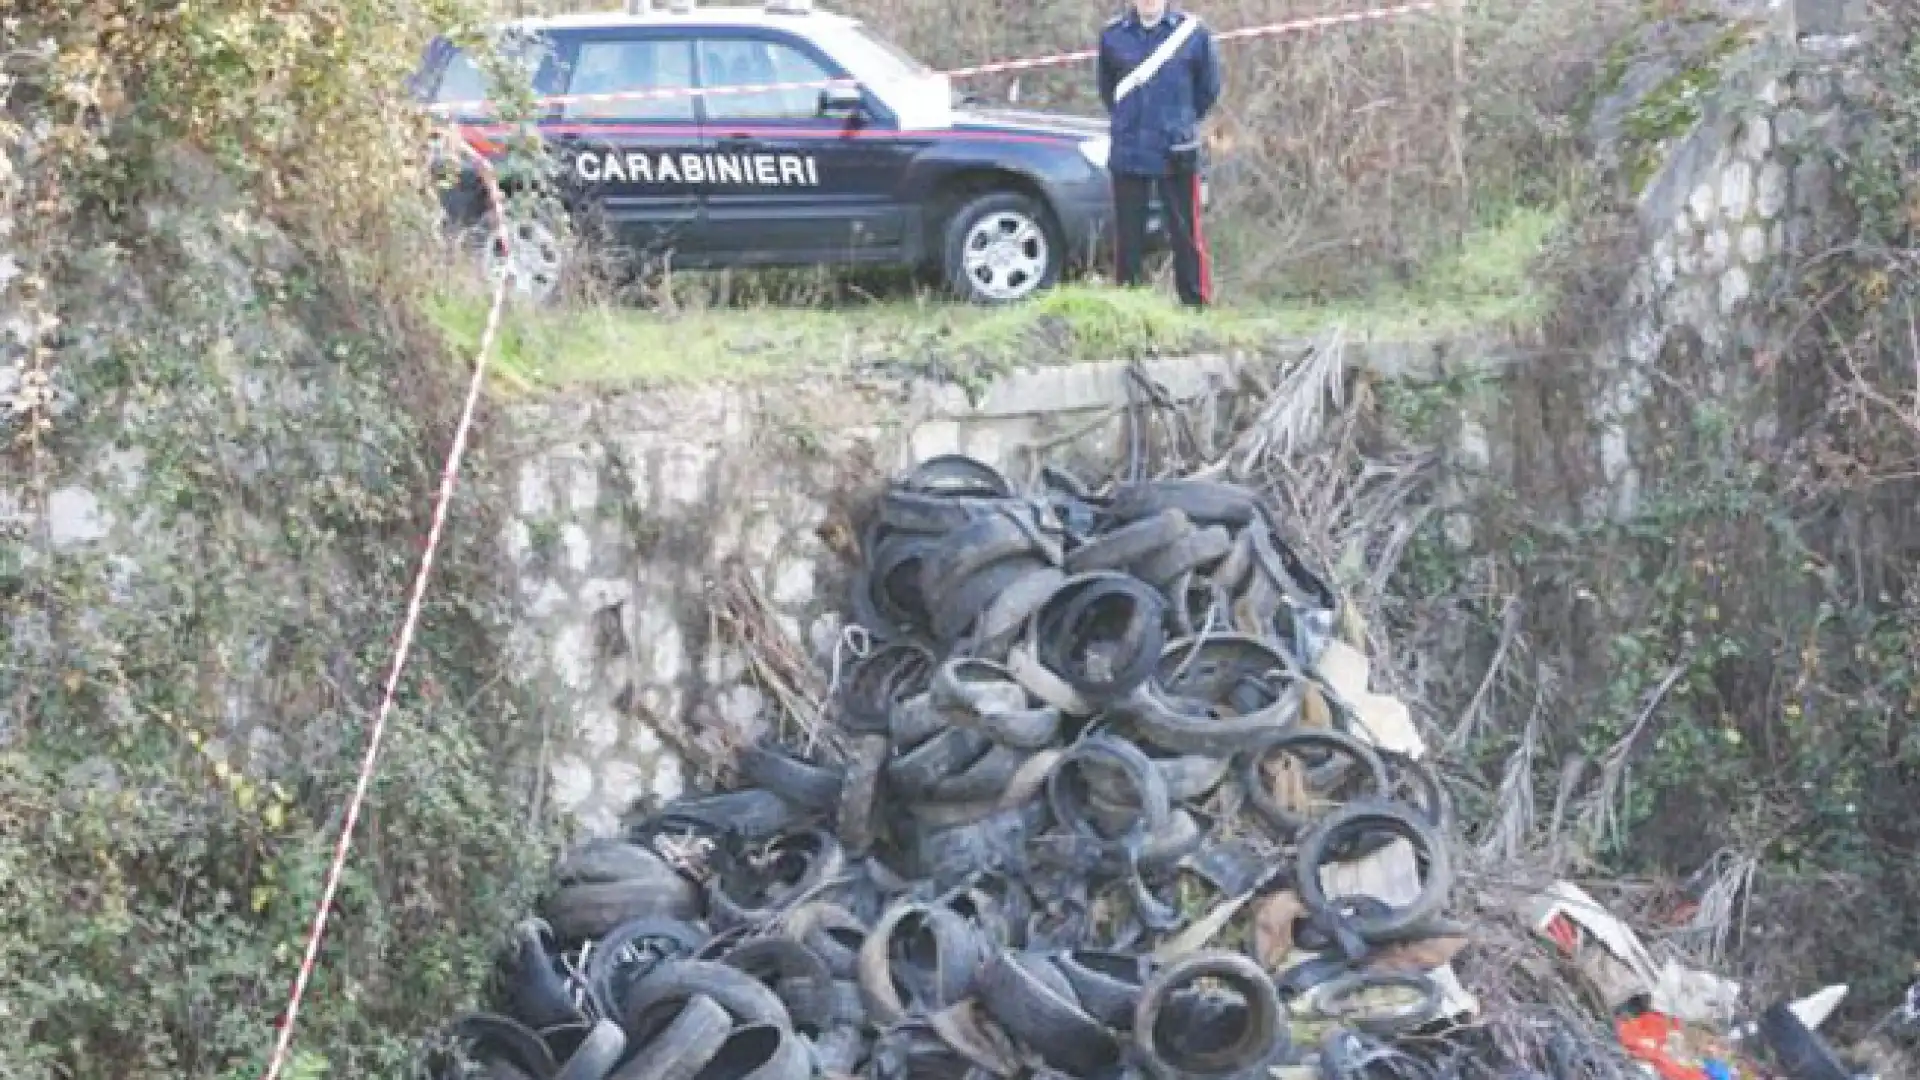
left=1096, top=9, right=1222, bottom=177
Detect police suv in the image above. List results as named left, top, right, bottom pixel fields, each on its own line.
left=419, top=0, right=1182, bottom=304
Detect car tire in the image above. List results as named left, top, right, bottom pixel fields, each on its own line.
left=940, top=191, right=1060, bottom=305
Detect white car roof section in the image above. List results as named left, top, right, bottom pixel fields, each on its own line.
left=511, top=7, right=856, bottom=30
left=509, top=6, right=956, bottom=131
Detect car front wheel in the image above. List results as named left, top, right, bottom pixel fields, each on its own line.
left=485, top=213, right=567, bottom=304
left=941, top=191, right=1061, bottom=305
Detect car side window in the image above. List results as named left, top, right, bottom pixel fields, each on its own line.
left=433, top=31, right=555, bottom=106
left=700, top=37, right=831, bottom=122
left=563, top=37, right=696, bottom=121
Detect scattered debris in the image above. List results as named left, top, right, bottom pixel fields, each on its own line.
left=415, top=360, right=1894, bottom=1079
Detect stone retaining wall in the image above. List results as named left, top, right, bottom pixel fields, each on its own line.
left=498, top=341, right=1502, bottom=834
left=1570, top=7, right=1870, bottom=520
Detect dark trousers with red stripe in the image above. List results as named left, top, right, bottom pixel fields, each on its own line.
left=1113, top=167, right=1211, bottom=307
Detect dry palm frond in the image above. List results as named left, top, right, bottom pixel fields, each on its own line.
left=1576, top=660, right=1689, bottom=853
left=710, top=560, right=843, bottom=767
left=1679, top=847, right=1758, bottom=967
left=1226, top=327, right=1349, bottom=481
left=1477, top=684, right=1543, bottom=864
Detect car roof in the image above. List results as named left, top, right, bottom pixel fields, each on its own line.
left=505, top=6, right=859, bottom=32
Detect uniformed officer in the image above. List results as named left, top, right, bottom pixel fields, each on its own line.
left=1097, top=0, right=1222, bottom=307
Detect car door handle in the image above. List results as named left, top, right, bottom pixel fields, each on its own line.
left=716, top=135, right=759, bottom=152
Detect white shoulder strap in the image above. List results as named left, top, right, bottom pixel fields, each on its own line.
left=1113, top=15, right=1200, bottom=104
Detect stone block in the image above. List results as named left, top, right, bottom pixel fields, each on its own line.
left=1687, top=181, right=1717, bottom=225
left=101, top=446, right=146, bottom=496
left=579, top=703, right=621, bottom=750
left=611, top=444, right=655, bottom=510
left=1455, top=419, right=1492, bottom=474
left=1599, top=423, right=1633, bottom=484
left=1785, top=215, right=1811, bottom=253
left=1793, top=0, right=1867, bottom=37
left=651, top=753, right=686, bottom=802
left=550, top=754, right=595, bottom=811
left=770, top=557, right=817, bottom=607
left=1703, top=228, right=1732, bottom=274
left=504, top=519, right=533, bottom=567
left=1773, top=107, right=1809, bottom=146
left=1653, top=248, right=1678, bottom=294
left=638, top=685, right=687, bottom=730
left=1791, top=158, right=1833, bottom=217
left=1740, top=116, right=1771, bottom=160
left=632, top=724, right=662, bottom=756
left=778, top=491, right=828, bottom=532
left=702, top=643, right=748, bottom=685
left=507, top=624, right=543, bottom=670
left=807, top=613, right=845, bottom=666
left=1738, top=225, right=1768, bottom=264
left=1755, top=161, right=1788, bottom=219
left=743, top=514, right=784, bottom=567
left=1676, top=236, right=1701, bottom=277
left=47, top=487, right=109, bottom=548
left=526, top=580, right=571, bottom=620
left=638, top=604, right=686, bottom=685
left=564, top=460, right=600, bottom=514
left=574, top=805, right=619, bottom=839
left=659, top=446, right=715, bottom=508
left=910, top=420, right=963, bottom=463
left=600, top=760, right=649, bottom=813
left=1672, top=283, right=1713, bottom=333
left=1839, top=68, right=1874, bottom=103
left=1794, top=73, right=1833, bottom=109
left=560, top=523, right=592, bottom=576
left=1718, top=160, right=1754, bottom=221
left=716, top=684, right=767, bottom=731
left=552, top=622, right=595, bottom=690
left=1720, top=267, right=1751, bottom=313
left=515, top=460, right=552, bottom=518
left=1441, top=512, right=1474, bottom=552
left=580, top=577, right=631, bottom=610
left=961, top=423, right=1008, bottom=472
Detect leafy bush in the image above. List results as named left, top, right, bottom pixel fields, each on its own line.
left=1, top=0, right=563, bottom=1076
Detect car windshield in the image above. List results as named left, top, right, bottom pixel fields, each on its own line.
left=431, top=27, right=553, bottom=105
left=816, top=20, right=934, bottom=84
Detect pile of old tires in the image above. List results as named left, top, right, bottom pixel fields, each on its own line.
left=420, top=456, right=1507, bottom=1080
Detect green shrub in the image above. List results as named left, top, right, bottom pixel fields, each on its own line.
left=0, top=0, right=563, bottom=1075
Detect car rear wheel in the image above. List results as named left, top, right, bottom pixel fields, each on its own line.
left=941, top=192, right=1060, bottom=305
left=485, top=214, right=565, bottom=304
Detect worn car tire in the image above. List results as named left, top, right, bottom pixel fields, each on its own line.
left=940, top=191, right=1062, bottom=305
left=606, top=993, right=731, bottom=1080
left=1309, top=970, right=1443, bottom=1037
left=1134, top=951, right=1288, bottom=1077
left=544, top=878, right=702, bottom=944
left=555, top=840, right=680, bottom=888
left=1295, top=800, right=1454, bottom=943
left=444, top=1012, right=559, bottom=1079
left=553, top=1019, right=627, bottom=1080
left=621, top=960, right=792, bottom=1044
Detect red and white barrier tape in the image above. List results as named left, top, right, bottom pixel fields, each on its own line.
left=258, top=147, right=513, bottom=1080
left=429, top=1, right=1436, bottom=115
